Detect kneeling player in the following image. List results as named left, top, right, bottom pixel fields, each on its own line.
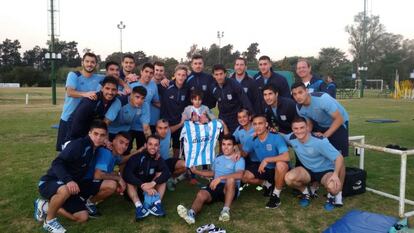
left=123, top=135, right=171, bottom=220
left=284, top=117, right=345, bottom=210
left=241, top=115, right=290, bottom=209
left=177, top=135, right=245, bottom=224
left=34, top=121, right=107, bottom=233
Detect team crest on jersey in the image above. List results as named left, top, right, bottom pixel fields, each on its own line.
left=243, top=87, right=248, bottom=93
left=80, top=81, right=85, bottom=86
left=136, top=109, right=141, bottom=116
left=305, top=147, right=315, bottom=154
left=218, top=98, right=222, bottom=101
left=149, top=168, right=155, bottom=175
left=266, top=144, right=272, bottom=151
left=181, top=95, right=185, bottom=101
left=169, top=95, right=175, bottom=99
left=280, top=115, right=287, bottom=121
left=227, top=94, right=232, bottom=100
left=202, top=85, right=207, bottom=91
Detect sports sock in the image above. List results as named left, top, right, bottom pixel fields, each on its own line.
left=327, top=193, right=334, bottom=199
left=262, top=180, right=272, bottom=189
left=134, top=201, right=142, bottom=208
left=46, top=218, right=56, bottom=224
left=335, top=191, right=343, bottom=204
left=154, top=199, right=161, bottom=205
left=272, top=187, right=281, bottom=197
left=310, top=185, right=319, bottom=194
left=188, top=209, right=195, bottom=217
left=222, top=206, right=230, bottom=212
left=302, top=187, right=310, bottom=195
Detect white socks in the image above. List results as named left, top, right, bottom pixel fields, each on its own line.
left=273, top=187, right=282, bottom=197
left=262, top=180, right=272, bottom=189
left=134, top=201, right=142, bottom=208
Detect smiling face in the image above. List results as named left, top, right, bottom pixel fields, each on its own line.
left=112, top=134, right=130, bottom=155
left=82, top=55, right=97, bottom=73
left=296, top=61, right=311, bottom=79
left=263, top=89, right=277, bottom=106
left=174, top=69, right=187, bottom=86
left=101, top=83, right=118, bottom=101
left=106, top=64, right=120, bottom=79
left=191, top=58, right=204, bottom=73
left=292, top=121, right=309, bottom=141
left=221, top=139, right=235, bottom=156
left=122, top=57, right=135, bottom=73
left=258, top=59, right=271, bottom=75
left=140, top=67, right=154, bottom=84
left=154, top=65, right=165, bottom=82
left=88, top=128, right=107, bottom=147
left=237, top=110, right=251, bottom=127
left=146, top=137, right=160, bottom=156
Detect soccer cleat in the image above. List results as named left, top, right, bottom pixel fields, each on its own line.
left=85, top=200, right=101, bottom=218
left=324, top=196, right=336, bottom=211
left=310, top=189, right=319, bottom=199
left=148, top=203, right=166, bottom=217
left=135, top=205, right=150, bottom=220
left=34, top=198, right=48, bottom=222
left=43, top=218, right=66, bottom=233
left=196, top=224, right=216, bottom=233
left=176, top=205, right=195, bottom=225
left=265, top=193, right=281, bottom=209
left=218, top=209, right=230, bottom=222
left=299, top=193, right=311, bottom=207
left=262, top=185, right=273, bottom=197
left=208, top=227, right=227, bottom=233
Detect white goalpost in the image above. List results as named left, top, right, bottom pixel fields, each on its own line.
left=355, top=79, right=384, bottom=91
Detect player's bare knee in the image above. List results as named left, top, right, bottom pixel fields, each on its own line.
left=57, top=185, right=71, bottom=198
left=284, top=171, right=295, bottom=185
left=276, top=162, right=288, bottom=174
left=75, top=211, right=89, bottom=223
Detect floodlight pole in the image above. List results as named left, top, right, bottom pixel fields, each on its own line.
left=360, top=0, right=368, bottom=98
left=117, top=21, right=126, bottom=52
left=217, top=31, right=224, bottom=64
left=50, top=0, right=57, bottom=105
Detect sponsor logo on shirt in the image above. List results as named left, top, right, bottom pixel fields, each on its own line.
left=202, top=85, right=207, bottom=91
left=227, top=94, right=232, bottom=100
left=243, top=87, right=248, bottom=93
left=181, top=95, right=185, bottom=101
left=281, top=115, right=287, bottom=121
left=266, top=144, right=272, bottom=151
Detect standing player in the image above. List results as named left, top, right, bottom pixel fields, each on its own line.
left=254, top=55, right=290, bottom=114
left=295, top=58, right=325, bottom=94
left=129, top=63, right=159, bottom=150
left=242, top=115, right=290, bottom=208
left=149, top=61, right=166, bottom=132
left=262, top=84, right=297, bottom=134
left=120, top=54, right=136, bottom=83
left=65, top=76, right=121, bottom=141
left=177, top=135, right=245, bottom=224
left=123, top=135, right=171, bottom=220
left=291, top=82, right=349, bottom=157
left=230, top=57, right=258, bottom=113
left=284, top=117, right=345, bottom=209
left=34, top=121, right=108, bottom=233
left=105, top=61, right=131, bottom=95
left=186, top=54, right=216, bottom=109
left=211, top=64, right=253, bottom=134
left=56, top=52, right=103, bottom=151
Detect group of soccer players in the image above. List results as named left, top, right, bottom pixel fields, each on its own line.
left=33, top=52, right=348, bottom=233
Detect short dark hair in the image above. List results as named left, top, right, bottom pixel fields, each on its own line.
left=291, top=81, right=306, bottom=91
left=102, top=76, right=119, bottom=88
left=89, top=119, right=108, bottom=132
left=105, top=61, right=120, bottom=71
left=212, top=64, right=227, bottom=73
left=132, top=86, right=147, bottom=97
left=291, top=116, right=307, bottom=125
left=221, top=134, right=236, bottom=145
left=83, top=52, right=97, bottom=62
left=252, top=114, right=267, bottom=121
left=258, top=55, right=271, bottom=62
left=153, top=61, right=165, bottom=67
left=115, top=131, right=131, bottom=142
left=147, top=134, right=160, bottom=143
left=122, top=54, right=135, bottom=62
left=190, top=90, right=203, bottom=100
left=191, top=54, right=204, bottom=62
left=142, top=62, right=154, bottom=71
left=235, top=57, right=246, bottom=65
left=156, top=118, right=169, bottom=127
left=263, top=83, right=279, bottom=94
left=237, top=108, right=251, bottom=116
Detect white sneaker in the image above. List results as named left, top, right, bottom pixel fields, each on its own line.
left=177, top=205, right=195, bottom=225
left=34, top=198, right=48, bottom=222
left=218, top=209, right=230, bottom=222
left=43, top=218, right=66, bottom=233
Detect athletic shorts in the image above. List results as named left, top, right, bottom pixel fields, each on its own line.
left=165, top=158, right=179, bottom=174
left=203, top=182, right=239, bottom=203
left=55, top=119, right=70, bottom=151
left=302, top=166, right=334, bottom=183
left=171, top=128, right=182, bottom=149
left=246, top=162, right=275, bottom=182
left=313, top=121, right=349, bottom=157
left=78, top=179, right=103, bottom=199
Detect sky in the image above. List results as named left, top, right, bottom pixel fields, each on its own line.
left=1, top=0, right=413, bottom=62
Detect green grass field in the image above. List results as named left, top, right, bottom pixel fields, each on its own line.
left=1, top=87, right=413, bottom=233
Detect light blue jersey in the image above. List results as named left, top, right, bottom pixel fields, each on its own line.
left=284, top=133, right=339, bottom=172
left=213, top=155, right=245, bottom=187
left=244, top=132, right=288, bottom=168
left=129, top=80, right=159, bottom=130
left=108, top=96, right=150, bottom=134
left=60, top=72, right=104, bottom=121
left=296, top=92, right=349, bottom=128
left=84, top=147, right=121, bottom=179
left=159, top=129, right=171, bottom=160
left=233, top=125, right=258, bottom=162
left=105, top=98, right=122, bottom=122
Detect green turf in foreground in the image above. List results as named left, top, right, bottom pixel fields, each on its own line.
left=0, top=88, right=413, bottom=232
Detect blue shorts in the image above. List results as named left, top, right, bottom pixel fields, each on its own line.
left=55, top=119, right=71, bottom=151
left=313, top=121, right=349, bottom=157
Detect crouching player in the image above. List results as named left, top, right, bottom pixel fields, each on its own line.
left=284, top=117, right=345, bottom=210
left=177, top=135, right=245, bottom=224
left=123, top=135, right=171, bottom=220
left=34, top=120, right=107, bottom=233
left=81, top=131, right=133, bottom=217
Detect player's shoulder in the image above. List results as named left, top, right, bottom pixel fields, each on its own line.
left=310, top=133, right=325, bottom=140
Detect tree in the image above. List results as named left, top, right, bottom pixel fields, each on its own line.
left=186, top=44, right=200, bottom=61
left=243, top=42, right=260, bottom=67
left=318, top=47, right=349, bottom=75
left=49, top=40, right=81, bottom=67
left=0, top=38, right=22, bottom=68
left=23, top=45, right=48, bottom=69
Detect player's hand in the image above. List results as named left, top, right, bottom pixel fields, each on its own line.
left=104, top=140, right=113, bottom=150
left=190, top=166, right=198, bottom=175
left=160, top=78, right=170, bottom=88
left=269, top=126, right=278, bottom=133
left=66, top=181, right=80, bottom=195
left=327, top=173, right=341, bottom=191
left=314, top=132, right=324, bottom=137
left=231, top=150, right=241, bottom=162
left=126, top=74, right=139, bottom=83
left=258, top=161, right=268, bottom=174
left=83, top=91, right=97, bottom=100
left=144, top=188, right=157, bottom=196
left=155, top=152, right=161, bottom=160
left=199, top=113, right=209, bottom=124
left=209, top=178, right=221, bottom=190
left=123, top=86, right=132, bottom=95
left=117, top=178, right=126, bottom=194
left=141, top=181, right=156, bottom=191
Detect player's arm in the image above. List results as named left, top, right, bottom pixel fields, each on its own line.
left=324, top=110, right=343, bottom=138
left=66, top=87, right=97, bottom=100
left=262, top=151, right=290, bottom=164
left=143, top=124, right=151, bottom=138
left=94, top=169, right=122, bottom=182
left=170, top=119, right=185, bottom=134
left=152, top=100, right=161, bottom=108
left=216, top=170, right=244, bottom=181
left=190, top=166, right=214, bottom=178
